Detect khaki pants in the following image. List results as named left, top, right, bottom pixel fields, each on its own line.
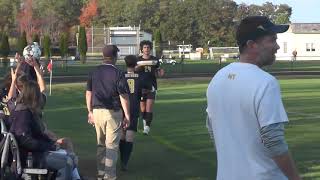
left=93, top=109, right=122, bottom=180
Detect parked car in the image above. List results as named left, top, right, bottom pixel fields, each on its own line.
left=159, top=58, right=177, bottom=65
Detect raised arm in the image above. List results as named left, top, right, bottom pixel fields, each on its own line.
left=29, top=57, right=46, bottom=93
left=7, top=67, right=19, bottom=99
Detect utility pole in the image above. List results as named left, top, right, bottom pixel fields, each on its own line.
left=91, top=25, right=94, bottom=53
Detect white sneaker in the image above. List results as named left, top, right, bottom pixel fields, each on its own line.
left=143, top=126, right=150, bottom=135
left=143, top=120, right=146, bottom=128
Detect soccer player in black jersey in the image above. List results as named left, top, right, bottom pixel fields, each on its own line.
left=120, top=55, right=150, bottom=170
left=136, top=40, right=164, bottom=135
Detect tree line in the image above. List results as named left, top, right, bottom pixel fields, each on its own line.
left=0, top=0, right=292, bottom=59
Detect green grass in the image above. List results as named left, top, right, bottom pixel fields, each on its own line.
left=43, top=78, right=320, bottom=179
left=2, top=60, right=320, bottom=78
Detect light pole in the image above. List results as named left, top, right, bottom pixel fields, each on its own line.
left=168, top=40, right=171, bottom=59
left=207, top=40, right=210, bottom=59
left=76, top=32, right=79, bottom=60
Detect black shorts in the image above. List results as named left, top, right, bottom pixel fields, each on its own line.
left=127, top=116, right=138, bottom=132
left=141, top=91, right=156, bottom=102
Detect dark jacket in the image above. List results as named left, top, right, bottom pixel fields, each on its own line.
left=8, top=106, right=56, bottom=167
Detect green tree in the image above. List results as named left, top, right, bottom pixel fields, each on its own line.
left=275, top=4, right=291, bottom=23
left=0, top=0, right=20, bottom=33
left=275, top=12, right=290, bottom=24
left=160, top=0, right=237, bottom=47
left=154, top=29, right=162, bottom=57
left=59, top=32, right=68, bottom=58
left=17, top=31, right=27, bottom=55
left=78, top=26, right=87, bottom=63
left=43, top=34, right=51, bottom=59
left=32, top=0, right=83, bottom=43
left=236, top=2, right=291, bottom=24
left=0, top=33, right=10, bottom=58
left=97, top=0, right=160, bottom=33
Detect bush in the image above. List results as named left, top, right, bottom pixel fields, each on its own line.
left=17, top=31, right=27, bottom=54
left=43, top=35, right=51, bottom=59
left=78, top=26, right=87, bottom=63
left=0, top=33, right=10, bottom=58
left=59, top=33, right=68, bottom=58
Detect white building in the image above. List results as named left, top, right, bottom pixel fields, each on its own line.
left=177, top=44, right=192, bottom=58
left=277, top=23, right=320, bottom=60
left=87, top=26, right=152, bottom=57
left=109, top=26, right=152, bottom=57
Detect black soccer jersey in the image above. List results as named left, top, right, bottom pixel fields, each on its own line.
left=125, top=71, right=144, bottom=118
left=137, top=55, right=160, bottom=90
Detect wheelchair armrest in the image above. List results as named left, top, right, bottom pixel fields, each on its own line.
left=23, top=168, right=48, bottom=175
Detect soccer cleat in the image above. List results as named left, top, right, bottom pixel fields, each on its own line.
left=143, top=120, right=146, bottom=128
left=143, top=125, right=150, bottom=135
left=120, top=162, right=128, bottom=171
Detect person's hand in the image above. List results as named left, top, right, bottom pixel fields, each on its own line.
left=25, top=56, right=37, bottom=67
left=157, top=68, right=164, bottom=77
left=122, top=117, right=130, bottom=130
left=88, top=112, right=95, bottom=126
left=10, top=68, right=17, bottom=82
left=29, top=57, right=38, bottom=67
left=134, top=65, right=144, bottom=72
left=15, top=53, right=23, bottom=63
left=56, top=138, right=64, bottom=145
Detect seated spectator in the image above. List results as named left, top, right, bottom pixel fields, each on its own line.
left=7, top=67, right=80, bottom=180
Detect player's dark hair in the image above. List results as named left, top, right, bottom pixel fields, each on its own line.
left=140, top=40, right=153, bottom=50
left=124, top=55, right=138, bottom=68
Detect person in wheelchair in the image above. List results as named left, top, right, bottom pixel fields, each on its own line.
left=6, top=66, right=79, bottom=179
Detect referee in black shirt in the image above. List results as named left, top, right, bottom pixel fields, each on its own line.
left=86, top=45, right=130, bottom=180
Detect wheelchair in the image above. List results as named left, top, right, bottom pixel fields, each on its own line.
left=0, top=118, right=56, bottom=180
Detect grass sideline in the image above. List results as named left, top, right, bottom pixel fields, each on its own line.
left=43, top=78, right=320, bottom=179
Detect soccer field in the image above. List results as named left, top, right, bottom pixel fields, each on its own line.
left=43, top=78, right=320, bottom=180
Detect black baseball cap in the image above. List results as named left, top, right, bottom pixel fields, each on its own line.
left=102, top=45, right=119, bottom=58
left=236, top=16, right=289, bottom=46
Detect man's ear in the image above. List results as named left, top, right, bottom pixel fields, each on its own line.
left=246, top=40, right=257, bottom=49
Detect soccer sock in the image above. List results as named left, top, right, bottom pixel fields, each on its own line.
left=141, top=112, right=146, bottom=120
left=142, top=112, right=147, bottom=127
left=123, top=142, right=133, bottom=166
left=145, top=112, right=153, bottom=126
left=119, top=139, right=126, bottom=163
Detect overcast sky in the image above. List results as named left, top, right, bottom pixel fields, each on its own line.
left=234, top=0, right=320, bottom=23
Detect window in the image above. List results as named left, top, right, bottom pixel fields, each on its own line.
left=306, top=43, right=310, bottom=51
left=311, top=43, right=315, bottom=51
left=306, top=43, right=316, bottom=52
left=283, top=42, right=287, bottom=53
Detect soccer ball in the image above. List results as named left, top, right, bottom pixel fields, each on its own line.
left=23, top=42, right=41, bottom=60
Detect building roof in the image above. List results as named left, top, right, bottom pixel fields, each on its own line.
left=291, top=23, right=320, bottom=34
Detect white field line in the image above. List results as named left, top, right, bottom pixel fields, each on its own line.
left=287, top=111, right=320, bottom=119
left=167, top=90, right=188, bottom=95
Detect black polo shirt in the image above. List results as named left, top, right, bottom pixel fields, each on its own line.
left=87, top=64, right=129, bottom=110
left=137, top=55, right=160, bottom=90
